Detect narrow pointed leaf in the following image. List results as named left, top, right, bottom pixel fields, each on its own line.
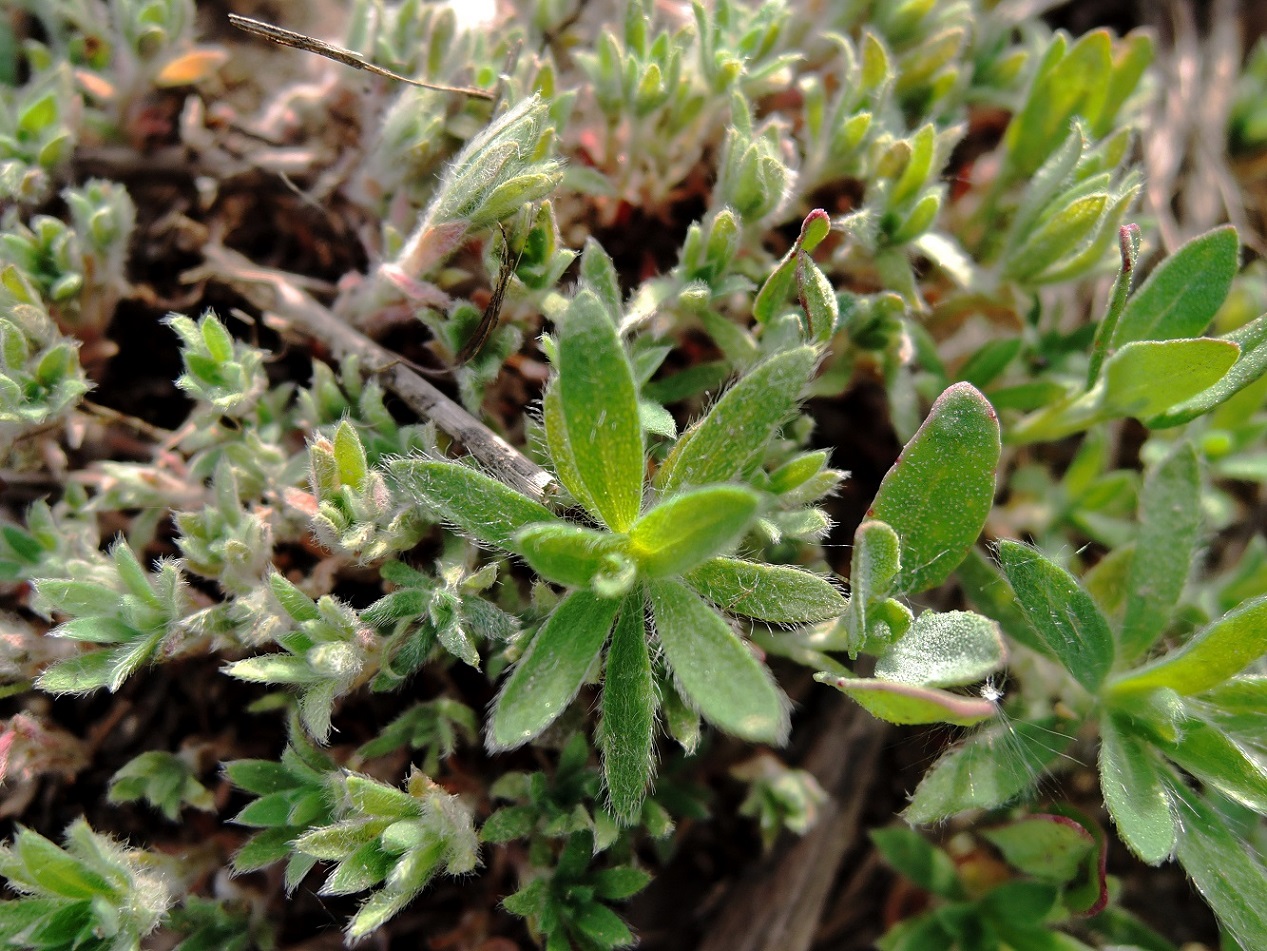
left=998, top=540, right=1114, bottom=691
left=868, top=383, right=1001, bottom=594
left=628, top=485, right=759, bottom=578
left=1109, top=595, right=1267, bottom=696
left=656, top=346, right=817, bottom=493
left=490, top=591, right=619, bottom=750
left=1169, top=778, right=1267, bottom=950
left=1098, top=712, right=1175, bottom=864
left=817, top=673, right=997, bottom=727
left=648, top=579, right=788, bottom=743
left=1119, top=442, right=1201, bottom=661
left=684, top=557, right=845, bottom=623
left=601, top=594, right=655, bottom=823
left=392, top=459, right=554, bottom=549
left=1162, top=715, right=1267, bottom=813
left=558, top=290, right=643, bottom=530
left=1113, top=226, right=1238, bottom=346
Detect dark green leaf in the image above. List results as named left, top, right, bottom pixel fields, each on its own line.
left=870, top=827, right=963, bottom=900
left=1120, top=442, right=1201, bottom=661
left=684, top=557, right=845, bottom=623
left=868, top=383, right=1001, bottom=594
left=392, top=459, right=555, bottom=549
left=490, top=591, right=619, bottom=750
left=998, top=540, right=1114, bottom=691
left=648, top=579, right=788, bottom=743
left=601, top=594, right=655, bottom=824
left=1098, top=712, right=1176, bottom=864
left=1113, top=226, right=1238, bottom=346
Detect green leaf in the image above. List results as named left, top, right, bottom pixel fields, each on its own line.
left=656, top=346, right=817, bottom=494
left=225, top=760, right=300, bottom=796
left=1109, top=595, right=1267, bottom=696
left=648, top=579, right=788, bottom=743
left=543, top=380, right=598, bottom=513
left=55, top=617, right=136, bottom=645
left=1161, top=714, right=1267, bottom=813
left=579, top=238, right=621, bottom=323
left=513, top=523, right=629, bottom=590
left=684, top=557, right=845, bottom=623
left=557, top=290, right=643, bottom=531
left=904, top=717, right=1072, bottom=824
left=816, top=673, right=997, bottom=727
left=1100, top=338, right=1240, bottom=420
left=998, top=541, right=1114, bottom=692
left=1005, top=194, right=1107, bottom=283
left=392, top=459, right=555, bottom=549
left=796, top=251, right=838, bottom=342
left=35, top=580, right=123, bottom=617
left=1148, top=311, right=1267, bottom=427
left=601, top=594, right=655, bottom=824
left=873, top=611, right=1005, bottom=688
left=1113, top=226, right=1238, bottom=346
left=16, top=829, right=112, bottom=899
left=982, top=815, right=1093, bottom=884
left=1119, top=442, right=1201, bottom=661
left=592, top=865, right=652, bottom=901
left=490, top=590, right=619, bottom=750
left=1098, top=712, right=1175, bottom=864
left=333, top=420, right=368, bottom=488
left=36, top=650, right=116, bottom=694
left=1169, top=779, right=1267, bottom=950
left=269, top=573, right=320, bottom=622
left=868, top=383, right=1001, bottom=594
left=870, top=827, right=963, bottom=900
left=628, top=486, right=759, bottom=578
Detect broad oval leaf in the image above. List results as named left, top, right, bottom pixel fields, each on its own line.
left=904, top=716, right=1073, bottom=824
left=648, top=579, right=789, bottom=743
left=557, top=290, right=643, bottom=531
left=1149, top=311, right=1267, bottom=427
left=513, top=523, right=629, bottom=590
left=873, top=610, right=1006, bottom=688
left=816, top=673, right=997, bottom=727
left=1100, top=338, right=1239, bottom=420
left=998, top=540, right=1114, bottom=692
left=628, top=485, right=760, bottom=578
left=656, top=346, right=817, bottom=494
left=981, top=815, right=1094, bottom=884
left=1113, top=226, right=1238, bottom=346
left=684, top=557, right=845, bottom=623
left=489, top=590, right=619, bottom=750
left=601, top=594, right=655, bottom=824
left=391, top=459, right=555, bottom=550
left=1109, top=594, right=1267, bottom=696
left=868, top=383, right=1001, bottom=594
left=1099, top=712, right=1176, bottom=864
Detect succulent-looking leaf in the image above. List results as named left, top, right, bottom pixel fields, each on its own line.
left=656, top=346, right=817, bottom=493
left=1109, top=594, right=1267, bottom=696
left=557, top=290, right=643, bottom=531
left=648, top=579, right=788, bottom=743
left=684, top=557, right=845, bottom=623
left=600, top=593, right=655, bottom=823
left=490, top=591, right=619, bottom=750
left=998, top=540, right=1114, bottom=692
left=628, top=485, right=759, bottom=578
left=391, top=459, right=554, bottom=550
left=868, top=383, right=1001, bottom=594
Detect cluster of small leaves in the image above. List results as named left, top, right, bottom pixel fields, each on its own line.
left=872, top=814, right=1175, bottom=951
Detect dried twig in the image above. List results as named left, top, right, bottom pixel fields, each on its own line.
left=190, top=244, right=556, bottom=503
left=228, top=14, right=495, bottom=100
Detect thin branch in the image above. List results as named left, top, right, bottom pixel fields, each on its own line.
left=191, top=245, right=556, bottom=503
left=228, top=14, right=495, bottom=100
